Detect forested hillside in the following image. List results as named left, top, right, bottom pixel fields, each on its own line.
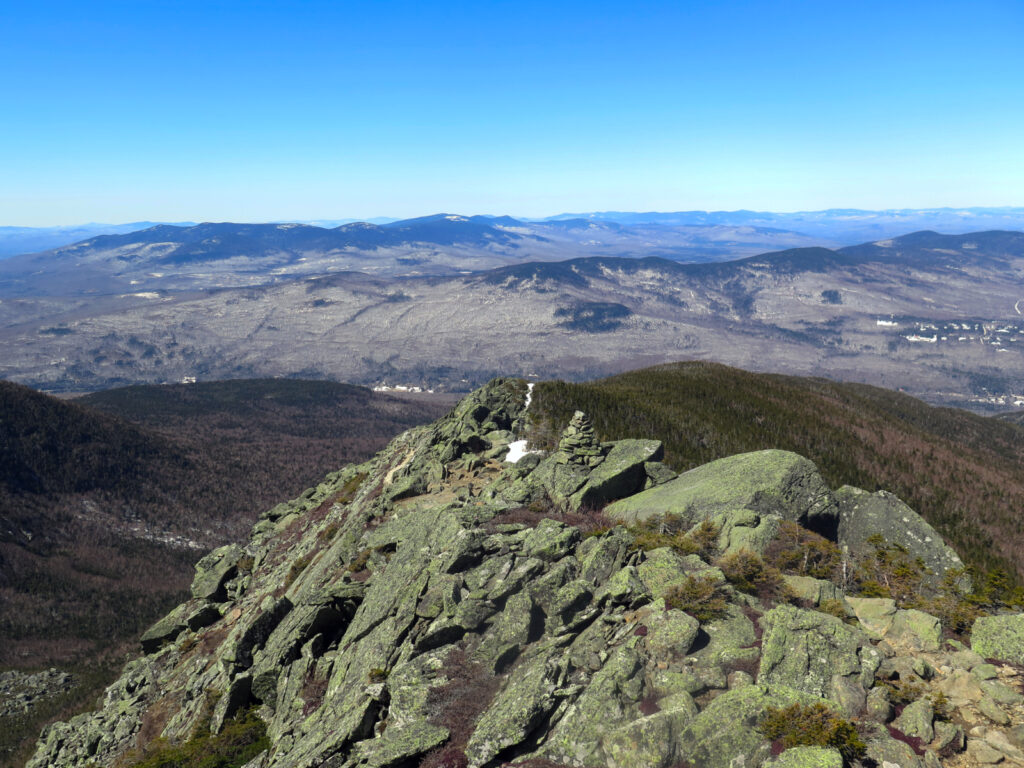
left=530, top=361, right=1024, bottom=581
left=1, top=379, right=449, bottom=669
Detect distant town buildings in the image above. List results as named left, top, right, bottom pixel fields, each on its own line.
left=373, top=383, right=435, bottom=394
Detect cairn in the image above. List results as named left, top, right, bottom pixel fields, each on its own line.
left=556, top=410, right=606, bottom=466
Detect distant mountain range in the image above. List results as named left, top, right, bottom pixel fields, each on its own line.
left=3, top=228, right=1024, bottom=411
left=542, top=206, right=1024, bottom=242
left=3, top=207, right=1022, bottom=269
left=0, top=222, right=195, bottom=258
left=0, top=214, right=829, bottom=297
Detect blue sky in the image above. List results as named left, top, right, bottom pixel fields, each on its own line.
left=1, top=1, right=1022, bottom=225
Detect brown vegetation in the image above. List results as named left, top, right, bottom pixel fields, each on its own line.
left=664, top=574, right=730, bottom=623
left=420, top=646, right=503, bottom=768
left=759, top=702, right=866, bottom=763
left=484, top=503, right=613, bottom=536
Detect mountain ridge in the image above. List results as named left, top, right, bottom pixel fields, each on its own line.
left=22, top=376, right=1024, bottom=768
left=4, top=207, right=1024, bottom=261
left=0, top=214, right=829, bottom=298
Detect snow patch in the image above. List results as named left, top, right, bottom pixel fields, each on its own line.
left=505, top=440, right=536, bottom=463
left=505, top=383, right=538, bottom=463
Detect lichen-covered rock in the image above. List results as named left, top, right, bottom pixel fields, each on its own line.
left=937, top=668, right=984, bottom=705
left=845, top=598, right=942, bottom=651
left=593, top=564, right=650, bottom=609
left=980, top=695, right=1012, bottom=725
left=836, top=486, right=968, bottom=590
left=138, top=603, right=190, bottom=652
left=521, top=518, right=580, bottom=562
left=758, top=604, right=878, bottom=715
left=981, top=678, right=1024, bottom=706
left=0, top=668, right=75, bottom=723
left=893, top=697, right=934, bottom=743
left=464, top=644, right=567, bottom=767
left=538, top=644, right=644, bottom=766
left=556, top=410, right=604, bottom=465
left=527, top=455, right=591, bottom=507
left=765, top=745, right=844, bottom=768
left=643, top=460, right=677, bottom=488
left=569, top=438, right=664, bottom=510
left=783, top=574, right=843, bottom=606
left=966, top=738, right=1006, bottom=765
left=691, top=602, right=758, bottom=667
left=861, top=722, right=927, bottom=768
left=636, top=547, right=724, bottom=602
left=346, top=720, right=449, bottom=768
left=933, top=720, right=965, bottom=753
left=474, top=590, right=535, bottom=672
left=888, top=608, right=942, bottom=652
left=865, top=685, right=893, bottom=722
left=642, top=603, right=700, bottom=659
left=606, top=449, right=837, bottom=533
left=845, top=596, right=898, bottom=638
left=710, top=508, right=783, bottom=555
left=27, top=657, right=158, bottom=768
left=190, top=543, right=243, bottom=602
left=578, top=526, right=634, bottom=585
left=602, top=704, right=695, bottom=768
left=971, top=613, right=1024, bottom=665
left=675, top=684, right=825, bottom=768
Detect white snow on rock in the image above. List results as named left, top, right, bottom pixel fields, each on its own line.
left=505, top=382, right=539, bottom=463
left=505, top=439, right=534, bottom=463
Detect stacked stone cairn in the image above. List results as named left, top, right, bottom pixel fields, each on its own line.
left=556, top=410, right=606, bottom=466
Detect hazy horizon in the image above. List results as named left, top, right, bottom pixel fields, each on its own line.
left=5, top=205, right=1024, bottom=231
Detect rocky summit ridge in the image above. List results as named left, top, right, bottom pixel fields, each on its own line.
left=28, top=379, right=1024, bottom=768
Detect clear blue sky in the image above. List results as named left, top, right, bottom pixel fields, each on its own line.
left=1, top=1, right=1022, bottom=225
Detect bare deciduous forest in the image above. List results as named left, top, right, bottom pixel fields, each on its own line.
left=0, top=379, right=451, bottom=669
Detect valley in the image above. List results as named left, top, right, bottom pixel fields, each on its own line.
left=2, top=230, right=1024, bottom=411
